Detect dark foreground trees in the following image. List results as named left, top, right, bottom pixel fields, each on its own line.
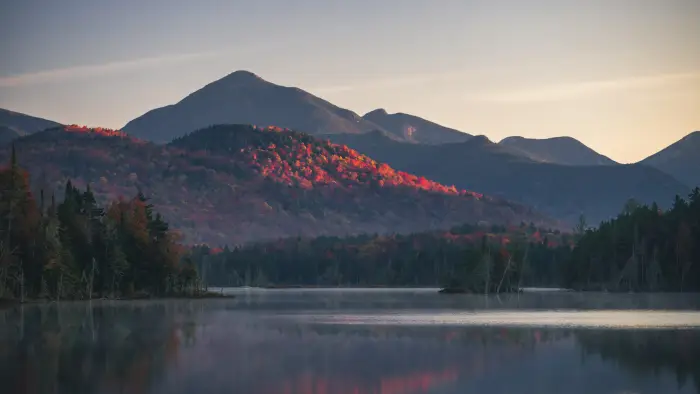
left=566, top=191, right=700, bottom=291
left=0, top=149, right=199, bottom=300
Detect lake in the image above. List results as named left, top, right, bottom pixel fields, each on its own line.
left=2, top=288, right=700, bottom=394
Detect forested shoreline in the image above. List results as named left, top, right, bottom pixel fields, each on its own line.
left=567, top=192, right=700, bottom=292
left=3, top=146, right=699, bottom=300
left=191, top=191, right=700, bottom=293
left=190, top=225, right=571, bottom=292
left=0, top=148, right=201, bottom=302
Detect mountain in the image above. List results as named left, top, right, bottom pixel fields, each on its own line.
left=0, top=107, right=61, bottom=136
left=325, top=132, right=689, bottom=225
left=639, top=131, right=700, bottom=188
left=3, top=124, right=552, bottom=245
left=362, top=108, right=471, bottom=144
left=0, top=126, right=21, bottom=145
left=499, top=136, right=617, bottom=166
left=122, top=71, right=387, bottom=143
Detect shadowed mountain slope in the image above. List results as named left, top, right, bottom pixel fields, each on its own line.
left=0, top=126, right=21, bottom=145
left=3, top=124, right=553, bottom=245
left=326, top=132, right=689, bottom=225
left=639, top=131, right=700, bottom=188
left=0, top=107, right=61, bottom=136
left=363, top=108, right=471, bottom=144
left=122, top=71, right=387, bottom=143
left=499, top=136, right=617, bottom=166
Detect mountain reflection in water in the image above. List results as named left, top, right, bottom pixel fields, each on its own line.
left=0, top=290, right=699, bottom=394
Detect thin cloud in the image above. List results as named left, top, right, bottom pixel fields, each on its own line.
left=464, top=71, right=700, bottom=103
left=310, top=71, right=472, bottom=95
left=0, top=50, right=223, bottom=88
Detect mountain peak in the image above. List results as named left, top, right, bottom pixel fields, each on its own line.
left=361, top=109, right=471, bottom=145
left=499, top=135, right=617, bottom=166
left=501, top=135, right=578, bottom=144
left=211, top=70, right=269, bottom=87
left=364, top=108, right=389, bottom=117
left=122, top=71, right=380, bottom=142
left=223, top=70, right=262, bottom=80
left=467, top=135, right=493, bottom=145
left=640, top=130, right=700, bottom=188
left=0, top=107, right=62, bottom=136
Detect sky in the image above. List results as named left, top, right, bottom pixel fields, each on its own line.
left=0, top=0, right=699, bottom=163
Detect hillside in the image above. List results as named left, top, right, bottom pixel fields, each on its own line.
left=0, top=107, right=61, bottom=136
left=0, top=126, right=21, bottom=145
left=122, top=71, right=386, bottom=143
left=325, top=132, right=689, bottom=225
left=639, top=131, right=700, bottom=188
left=362, top=108, right=471, bottom=144
left=3, top=124, right=552, bottom=245
left=499, top=136, right=617, bottom=166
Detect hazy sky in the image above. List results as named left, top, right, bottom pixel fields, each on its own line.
left=1, top=0, right=699, bottom=163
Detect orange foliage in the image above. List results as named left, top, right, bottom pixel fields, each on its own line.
left=228, top=126, right=486, bottom=199
left=3, top=123, right=550, bottom=245
left=64, top=124, right=129, bottom=138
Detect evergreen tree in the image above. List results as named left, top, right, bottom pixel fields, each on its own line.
left=0, top=155, right=199, bottom=300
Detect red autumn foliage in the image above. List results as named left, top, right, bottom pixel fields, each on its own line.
left=3, top=124, right=553, bottom=245
left=64, top=124, right=129, bottom=138
left=206, top=125, right=481, bottom=198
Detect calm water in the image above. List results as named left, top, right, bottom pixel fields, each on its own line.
left=2, top=289, right=700, bottom=394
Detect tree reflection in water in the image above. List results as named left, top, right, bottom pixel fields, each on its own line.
left=0, top=301, right=185, bottom=394
left=576, top=329, right=700, bottom=393
left=0, top=300, right=699, bottom=394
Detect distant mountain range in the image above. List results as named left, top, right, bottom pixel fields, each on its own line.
left=122, top=70, right=384, bottom=143
left=639, top=131, right=700, bottom=189
left=2, top=125, right=550, bottom=245
left=122, top=70, right=476, bottom=146
left=1, top=70, right=696, bottom=231
left=325, top=132, right=689, bottom=225
left=363, top=108, right=471, bottom=144
left=0, top=126, right=22, bottom=145
left=0, top=108, right=61, bottom=138
left=499, top=136, right=618, bottom=166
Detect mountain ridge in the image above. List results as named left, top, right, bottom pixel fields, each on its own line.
left=362, top=108, right=472, bottom=144
left=639, top=131, right=700, bottom=188
left=325, top=131, right=689, bottom=225
left=0, top=107, right=62, bottom=138
left=122, top=70, right=388, bottom=143
left=0, top=126, right=21, bottom=145
left=3, top=124, right=554, bottom=245
left=499, top=136, right=618, bottom=166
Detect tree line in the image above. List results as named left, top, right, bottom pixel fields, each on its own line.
left=0, top=148, right=199, bottom=301
left=190, top=224, right=572, bottom=291
left=566, top=190, right=700, bottom=291
left=192, top=191, right=700, bottom=293
left=3, top=143, right=699, bottom=296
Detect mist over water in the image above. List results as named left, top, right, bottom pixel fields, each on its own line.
left=2, top=289, right=700, bottom=394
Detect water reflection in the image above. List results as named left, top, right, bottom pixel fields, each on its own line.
left=0, top=291, right=699, bottom=394
left=578, top=330, right=700, bottom=394
left=0, top=302, right=185, bottom=394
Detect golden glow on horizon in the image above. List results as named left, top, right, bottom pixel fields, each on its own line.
left=1, top=0, right=698, bottom=163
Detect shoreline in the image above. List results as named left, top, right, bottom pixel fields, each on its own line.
left=0, top=292, right=235, bottom=310
left=260, top=285, right=439, bottom=289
